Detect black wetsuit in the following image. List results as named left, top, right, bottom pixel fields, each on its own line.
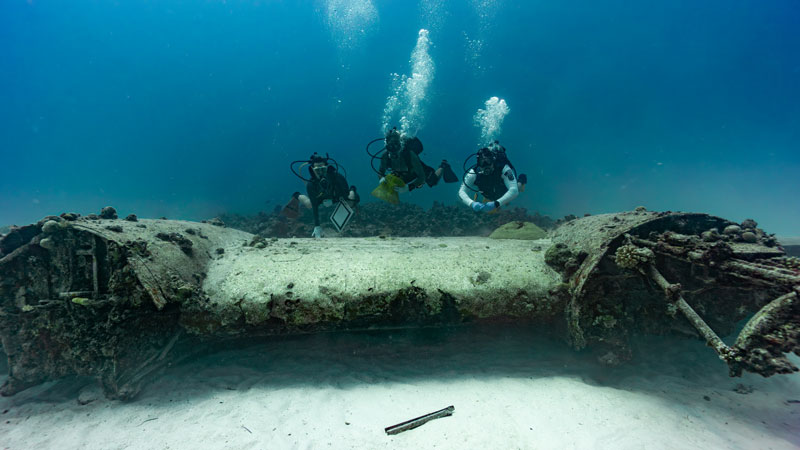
left=472, top=152, right=516, bottom=198
left=377, top=137, right=439, bottom=190
left=306, top=171, right=357, bottom=226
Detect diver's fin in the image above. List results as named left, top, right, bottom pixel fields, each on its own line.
left=281, top=194, right=301, bottom=219
left=440, top=160, right=458, bottom=183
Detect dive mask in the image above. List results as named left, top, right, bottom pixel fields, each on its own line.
left=385, top=128, right=401, bottom=154
left=476, top=148, right=496, bottom=174
left=312, top=162, right=328, bottom=179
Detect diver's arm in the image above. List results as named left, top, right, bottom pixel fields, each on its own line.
left=311, top=203, right=321, bottom=226
left=407, top=151, right=427, bottom=187
left=459, top=170, right=478, bottom=207
left=348, top=185, right=360, bottom=206
left=378, top=154, right=389, bottom=177
left=306, top=182, right=322, bottom=226
left=494, top=165, right=519, bottom=207
left=334, top=173, right=349, bottom=200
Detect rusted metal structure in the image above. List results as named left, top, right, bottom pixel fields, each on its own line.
left=0, top=209, right=797, bottom=400
left=547, top=210, right=799, bottom=374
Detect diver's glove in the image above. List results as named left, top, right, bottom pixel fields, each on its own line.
left=481, top=201, right=499, bottom=212
left=379, top=177, right=386, bottom=185
left=394, top=184, right=409, bottom=194
left=347, top=187, right=360, bottom=207
left=312, top=226, right=323, bottom=239
left=470, top=201, right=483, bottom=212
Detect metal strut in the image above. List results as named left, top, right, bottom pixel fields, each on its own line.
left=646, top=264, right=734, bottom=361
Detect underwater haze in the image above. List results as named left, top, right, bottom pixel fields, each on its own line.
left=1, top=0, right=799, bottom=235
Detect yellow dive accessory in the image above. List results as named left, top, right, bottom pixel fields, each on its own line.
left=371, top=174, right=406, bottom=204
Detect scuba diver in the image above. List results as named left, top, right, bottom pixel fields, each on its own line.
left=366, top=127, right=458, bottom=203
left=458, top=141, right=528, bottom=213
left=283, top=152, right=359, bottom=238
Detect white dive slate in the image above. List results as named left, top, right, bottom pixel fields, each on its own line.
left=329, top=199, right=354, bottom=232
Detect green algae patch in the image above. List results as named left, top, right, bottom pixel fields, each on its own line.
left=489, top=221, right=547, bottom=240
left=71, top=297, right=90, bottom=306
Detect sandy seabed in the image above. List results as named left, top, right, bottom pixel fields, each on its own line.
left=1, top=326, right=798, bottom=450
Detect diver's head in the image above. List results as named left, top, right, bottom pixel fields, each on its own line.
left=476, top=141, right=506, bottom=174
left=476, top=147, right=497, bottom=175
left=309, top=153, right=329, bottom=180
left=385, top=127, right=401, bottom=154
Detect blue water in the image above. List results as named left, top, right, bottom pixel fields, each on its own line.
left=1, top=1, right=799, bottom=234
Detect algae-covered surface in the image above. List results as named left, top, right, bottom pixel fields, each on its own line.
left=203, top=236, right=561, bottom=327
left=488, top=221, right=547, bottom=240
left=0, top=217, right=564, bottom=399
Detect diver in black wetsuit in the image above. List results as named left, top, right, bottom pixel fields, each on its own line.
left=459, top=141, right=528, bottom=213
left=284, top=153, right=359, bottom=238
left=374, top=127, right=458, bottom=195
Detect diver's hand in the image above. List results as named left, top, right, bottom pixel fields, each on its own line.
left=379, top=177, right=386, bottom=185
left=481, top=201, right=499, bottom=212
left=394, top=184, right=409, bottom=194
left=323, top=199, right=333, bottom=207
left=470, top=201, right=483, bottom=212
left=312, top=226, right=323, bottom=239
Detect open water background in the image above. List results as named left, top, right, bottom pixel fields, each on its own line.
left=1, top=1, right=799, bottom=234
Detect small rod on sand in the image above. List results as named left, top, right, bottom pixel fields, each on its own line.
left=385, top=406, right=455, bottom=435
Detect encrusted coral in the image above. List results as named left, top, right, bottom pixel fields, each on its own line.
left=781, top=256, right=800, bottom=271
left=613, top=244, right=655, bottom=270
